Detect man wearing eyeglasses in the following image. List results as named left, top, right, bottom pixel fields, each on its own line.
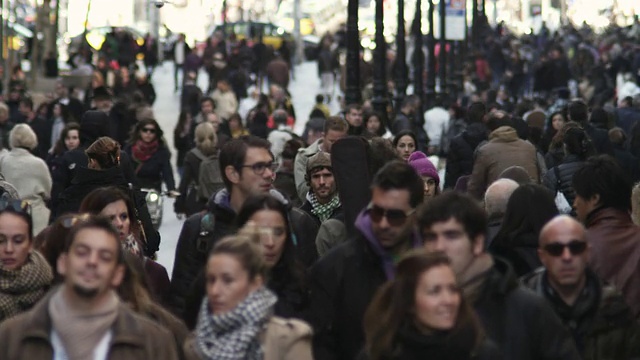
left=419, top=191, right=580, bottom=360
left=169, top=136, right=319, bottom=325
left=522, top=215, right=640, bottom=359
left=306, top=161, right=424, bottom=360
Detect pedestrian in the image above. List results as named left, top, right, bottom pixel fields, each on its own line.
left=483, top=178, right=520, bottom=248
left=306, top=161, right=425, bottom=360
left=0, top=124, right=52, bottom=236
left=522, top=215, right=640, bottom=359
left=183, top=231, right=313, bottom=360
left=0, top=199, right=53, bottom=323
left=489, top=184, right=558, bottom=276
left=299, top=151, right=344, bottom=227
left=393, top=130, right=417, bottom=162
left=407, top=151, right=441, bottom=200
left=572, top=155, right=640, bottom=318
left=123, top=119, right=177, bottom=193
left=79, top=187, right=170, bottom=305
left=419, top=191, right=581, bottom=359
left=360, top=250, right=501, bottom=360
left=172, top=34, right=192, bottom=91
left=0, top=215, right=179, bottom=359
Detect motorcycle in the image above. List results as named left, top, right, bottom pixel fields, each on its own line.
left=142, top=188, right=179, bottom=230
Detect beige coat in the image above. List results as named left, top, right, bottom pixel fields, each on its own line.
left=467, top=126, right=540, bottom=199
left=0, top=148, right=52, bottom=235
left=184, top=316, right=313, bottom=360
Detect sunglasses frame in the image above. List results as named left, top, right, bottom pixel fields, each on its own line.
left=543, top=240, right=588, bottom=257
left=367, top=203, right=415, bottom=227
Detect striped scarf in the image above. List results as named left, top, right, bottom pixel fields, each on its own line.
left=308, top=192, right=341, bottom=223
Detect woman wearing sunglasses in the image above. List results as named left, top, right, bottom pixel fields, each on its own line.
left=184, top=230, right=313, bottom=360
left=123, top=118, right=177, bottom=195
left=0, top=200, right=53, bottom=323
left=360, top=250, right=499, bottom=360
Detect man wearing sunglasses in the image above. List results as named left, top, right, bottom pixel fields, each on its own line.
left=522, top=215, right=640, bottom=359
left=419, top=191, right=580, bottom=360
left=306, top=161, right=424, bottom=360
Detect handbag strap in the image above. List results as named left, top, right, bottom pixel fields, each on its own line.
left=553, top=165, right=563, bottom=194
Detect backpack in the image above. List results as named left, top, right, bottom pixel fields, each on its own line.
left=192, top=149, right=224, bottom=201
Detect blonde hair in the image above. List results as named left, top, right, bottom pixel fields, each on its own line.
left=194, top=122, right=218, bottom=156
left=209, top=232, right=267, bottom=281
left=9, top=123, right=38, bottom=150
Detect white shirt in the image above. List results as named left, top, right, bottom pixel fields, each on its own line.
left=51, top=329, right=112, bottom=360
left=175, top=42, right=186, bottom=65
left=423, top=106, right=450, bottom=149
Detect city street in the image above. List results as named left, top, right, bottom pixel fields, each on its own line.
left=152, top=60, right=341, bottom=276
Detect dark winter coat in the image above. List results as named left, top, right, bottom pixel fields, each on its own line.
left=542, top=154, right=585, bottom=206
left=124, top=144, right=176, bottom=191
left=305, top=212, right=421, bottom=360
left=489, top=232, right=541, bottom=277
left=299, top=199, right=345, bottom=227
left=472, top=257, right=581, bottom=360
left=174, top=149, right=207, bottom=216
left=444, top=123, right=488, bottom=189
left=583, top=123, right=613, bottom=156
left=522, top=268, right=640, bottom=360
left=29, top=116, right=54, bottom=159
left=356, top=323, right=502, bottom=360
left=612, top=144, right=640, bottom=183
left=392, top=112, right=429, bottom=152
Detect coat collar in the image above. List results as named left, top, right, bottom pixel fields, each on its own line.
left=20, top=288, right=148, bottom=348
left=585, top=207, right=633, bottom=228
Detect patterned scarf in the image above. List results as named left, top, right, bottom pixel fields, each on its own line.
left=122, top=233, right=142, bottom=257
left=307, top=192, right=341, bottom=222
left=195, top=287, right=277, bottom=360
left=0, top=251, right=53, bottom=321
left=132, top=139, right=159, bottom=163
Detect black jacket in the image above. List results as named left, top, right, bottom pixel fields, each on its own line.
left=356, top=323, right=502, bottom=360
left=489, top=232, right=542, bottom=277
left=584, top=123, right=613, bottom=156
left=542, top=154, right=585, bottom=207
left=306, top=219, right=405, bottom=360
left=612, top=144, right=640, bottom=183
left=174, top=149, right=207, bottom=216
left=123, top=144, right=176, bottom=191
left=522, top=268, right=640, bottom=360
left=473, top=257, right=581, bottom=360
left=444, top=123, right=488, bottom=189
left=29, top=116, right=53, bottom=159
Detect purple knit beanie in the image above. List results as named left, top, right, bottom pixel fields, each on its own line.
left=408, top=151, right=440, bottom=185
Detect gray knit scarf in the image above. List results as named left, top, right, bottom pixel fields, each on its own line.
left=0, top=251, right=52, bottom=322
left=195, top=287, right=277, bottom=360
left=307, top=192, right=341, bottom=222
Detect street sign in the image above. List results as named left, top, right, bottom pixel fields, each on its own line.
left=445, top=0, right=465, bottom=40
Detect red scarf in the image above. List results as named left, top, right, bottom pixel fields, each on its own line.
left=132, top=139, right=159, bottom=163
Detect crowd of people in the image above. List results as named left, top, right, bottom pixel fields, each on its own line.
left=0, top=15, right=640, bottom=360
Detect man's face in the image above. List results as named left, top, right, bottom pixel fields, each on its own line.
left=58, top=228, right=124, bottom=299
left=230, top=147, right=276, bottom=196
left=322, top=129, right=347, bottom=153
left=56, top=84, right=68, bottom=98
left=539, top=220, right=589, bottom=289
left=573, top=194, right=599, bottom=223
left=18, top=103, right=30, bottom=116
left=369, top=187, right=414, bottom=250
left=422, top=218, right=483, bottom=275
left=346, top=108, right=363, bottom=127
left=309, top=167, right=337, bottom=203
left=201, top=100, right=214, bottom=115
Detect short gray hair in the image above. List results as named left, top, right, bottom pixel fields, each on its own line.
left=484, top=178, right=519, bottom=219
left=9, top=124, right=38, bottom=150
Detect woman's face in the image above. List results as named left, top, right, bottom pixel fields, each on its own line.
left=65, top=129, right=80, bottom=151
left=552, top=114, right=565, bottom=131
left=249, top=210, right=287, bottom=268
left=366, top=116, right=381, bottom=133
left=423, top=176, right=437, bottom=198
left=229, top=117, right=241, bottom=131
left=101, top=200, right=130, bottom=242
left=396, top=135, right=416, bottom=161
left=414, top=264, right=460, bottom=331
left=206, top=254, right=261, bottom=314
left=140, top=124, right=157, bottom=143
left=0, top=213, right=32, bottom=271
